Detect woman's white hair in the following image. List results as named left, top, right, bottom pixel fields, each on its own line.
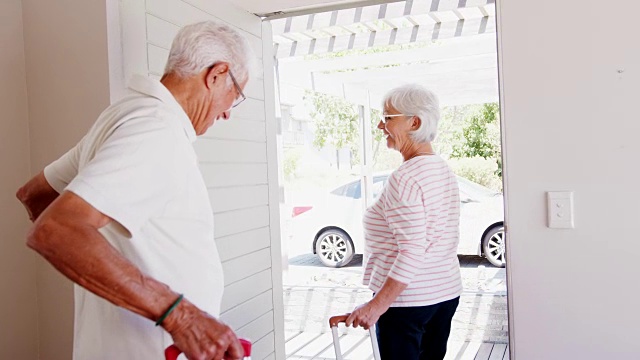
left=164, top=21, right=256, bottom=84
left=382, top=83, right=440, bottom=143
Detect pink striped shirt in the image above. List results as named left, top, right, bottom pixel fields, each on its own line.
left=362, top=155, right=462, bottom=307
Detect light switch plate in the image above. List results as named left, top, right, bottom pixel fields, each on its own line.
left=547, top=191, right=574, bottom=229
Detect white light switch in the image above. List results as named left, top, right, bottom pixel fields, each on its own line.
left=547, top=191, right=574, bottom=229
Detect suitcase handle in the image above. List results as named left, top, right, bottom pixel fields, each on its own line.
left=329, top=315, right=349, bottom=327
left=328, top=314, right=380, bottom=360
left=165, top=338, right=251, bottom=360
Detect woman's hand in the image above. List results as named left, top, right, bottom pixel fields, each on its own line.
left=345, top=301, right=387, bottom=330
left=346, top=278, right=407, bottom=330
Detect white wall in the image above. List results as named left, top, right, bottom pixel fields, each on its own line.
left=21, top=0, right=112, bottom=358
left=117, top=1, right=285, bottom=358
left=0, top=1, right=38, bottom=358
left=498, top=0, right=640, bottom=358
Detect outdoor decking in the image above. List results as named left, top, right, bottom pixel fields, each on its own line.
left=285, top=330, right=510, bottom=360
left=284, top=255, right=508, bottom=360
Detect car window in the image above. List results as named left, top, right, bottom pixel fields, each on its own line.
left=330, top=184, right=347, bottom=196
left=333, top=175, right=495, bottom=202
left=372, top=176, right=387, bottom=198
left=332, top=175, right=390, bottom=199
left=345, top=181, right=361, bottom=199
left=371, top=182, right=383, bottom=198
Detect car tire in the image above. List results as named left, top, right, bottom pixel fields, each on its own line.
left=482, top=226, right=506, bottom=268
left=315, top=229, right=355, bottom=268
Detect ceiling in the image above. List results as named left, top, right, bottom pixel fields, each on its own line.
left=233, top=0, right=390, bottom=17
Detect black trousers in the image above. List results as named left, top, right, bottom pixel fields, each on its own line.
left=375, top=297, right=460, bottom=360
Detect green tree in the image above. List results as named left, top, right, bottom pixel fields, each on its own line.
left=306, top=90, right=358, bottom=152
left=434, top=105, right=474, bottom=157
left=305, top=93, right=503, bottom=185
left=304, top=90, right=383, bottom=168
left=450, top=103, right=502, bottom=177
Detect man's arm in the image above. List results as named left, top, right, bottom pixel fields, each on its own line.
left=16, top=171, right=60, bottom=222
left=28, top=191, right=244, bottom=360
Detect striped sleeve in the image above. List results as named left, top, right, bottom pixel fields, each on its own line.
left=384, top=172, right=427, bottom=285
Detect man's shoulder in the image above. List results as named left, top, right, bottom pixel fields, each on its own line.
left=108, top=91, right=171, bottom=118
left=97, top=94, right=176, bottom=132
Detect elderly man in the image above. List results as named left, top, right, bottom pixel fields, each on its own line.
left=16, top=21, right=255, bottom=360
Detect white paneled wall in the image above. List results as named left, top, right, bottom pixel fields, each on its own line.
left=117, top=0, right=284, bottom=358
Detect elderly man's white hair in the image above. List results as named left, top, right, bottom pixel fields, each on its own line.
left=164, top=21, right=256, bottom=84
left=382, top=83, right=440, bottom=143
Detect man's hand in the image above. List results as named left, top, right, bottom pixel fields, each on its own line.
left=16, top=171, right=59, bottom=222
left=345, top=301, right=387, bottom=330
left=27, top=191, right=240, bottom=359
left=163, top=299, right=244, bottom=360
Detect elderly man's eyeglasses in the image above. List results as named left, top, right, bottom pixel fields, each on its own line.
left=228, top=70, right=246, bottom=108
left=381, top=113, right=413, bottom=124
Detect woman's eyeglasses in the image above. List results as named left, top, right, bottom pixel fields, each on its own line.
left=381, top=113, right=413, bottom=124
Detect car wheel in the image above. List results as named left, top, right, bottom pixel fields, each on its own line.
left=315, top=229, right=355, bottom=268
left=482, top=226, right=506, bottom=268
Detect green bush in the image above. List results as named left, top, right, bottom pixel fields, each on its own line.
left=283, top=148, right=302, bottom=180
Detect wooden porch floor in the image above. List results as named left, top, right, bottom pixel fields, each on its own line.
left=285, top=330, right=510, bottom=360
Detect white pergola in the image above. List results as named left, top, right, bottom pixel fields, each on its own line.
left=272, top=0, right=499, bottom=108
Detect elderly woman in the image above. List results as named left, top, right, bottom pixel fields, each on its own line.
left=345, top=84, right=462, bottom=359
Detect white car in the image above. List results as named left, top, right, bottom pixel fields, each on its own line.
left=291, top=174, right=506, bottom=268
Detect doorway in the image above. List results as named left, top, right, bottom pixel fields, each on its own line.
left=268, top=1, right=509, bottom=358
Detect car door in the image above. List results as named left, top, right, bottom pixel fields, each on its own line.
left=458, top=185, right=481, bottom=255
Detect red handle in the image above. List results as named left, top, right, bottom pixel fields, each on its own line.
left=165, top=339, right=252, bottom=360
left=329, top=314, right=350, bottom=327
left=164, top=345, right=181, bottom=360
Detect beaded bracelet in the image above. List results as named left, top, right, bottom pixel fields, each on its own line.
left=155, top=294, right=184, bottom=326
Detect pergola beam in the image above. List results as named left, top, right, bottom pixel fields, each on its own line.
left=312, top=54, right=498, bottom=83
left=279, top=34, right=496, bottom=73
left=270, top=0, right=495, bottom=35
left=275, top=14, right=495, bottom=58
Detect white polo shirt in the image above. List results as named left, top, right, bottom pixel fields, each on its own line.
left=44, top=75, right=224, bottom=360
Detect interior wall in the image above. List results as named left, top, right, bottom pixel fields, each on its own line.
left=0, top=0, right=38, bottom=358
left=498, top=0, right=640, bottom=358
left=21, top=0, right=111, bottom=358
